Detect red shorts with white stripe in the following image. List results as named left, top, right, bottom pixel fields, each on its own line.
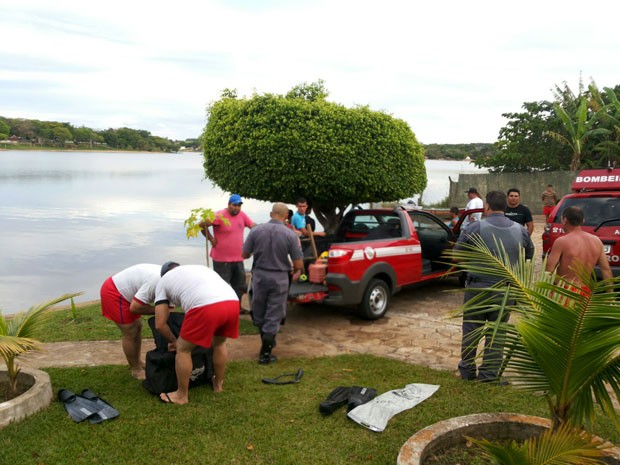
left=100, top=277, right=141, bottom=325
left=179, top=300, right=240, bottom=348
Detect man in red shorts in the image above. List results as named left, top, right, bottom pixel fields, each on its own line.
left=100, top=263, right=161, bottom=379
left=154, top=263, right=239, bottom=405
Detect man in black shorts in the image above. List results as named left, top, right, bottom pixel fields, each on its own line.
left=200, top=194, right=255, bottom=310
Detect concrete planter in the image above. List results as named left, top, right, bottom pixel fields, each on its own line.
left=397, top=413, right=620, bottom=465
left=0, top=367, right=53, bottom=429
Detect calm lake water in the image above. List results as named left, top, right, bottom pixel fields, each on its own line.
left=0, top=150, right=484, bottom=314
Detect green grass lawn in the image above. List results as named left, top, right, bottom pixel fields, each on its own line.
left=5, top=303, right=619, bottom=464
left=7, top=354, right=618, bottom=465
left=40, top=302, right=258, bottom=342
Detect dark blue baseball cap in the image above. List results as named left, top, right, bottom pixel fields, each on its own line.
left=161, top=261, right=180, bottom=276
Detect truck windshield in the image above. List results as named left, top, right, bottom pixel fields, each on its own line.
left=552, top=197, right=620, bottom=227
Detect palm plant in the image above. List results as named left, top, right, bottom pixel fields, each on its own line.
left=546, top=97, right=610, bottom=171
left=446, top=237, right=620, bottom=463
left=1, top=292, right=81, bottom=399
left=474, top=422, right=607, bottom=465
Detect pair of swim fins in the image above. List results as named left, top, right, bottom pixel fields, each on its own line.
left=58, top=389, right=119, bottom=424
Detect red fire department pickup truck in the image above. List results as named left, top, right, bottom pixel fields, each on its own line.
left=289, top=205, right=470, bottom=320
left=542, top=167, right=620, bottom=277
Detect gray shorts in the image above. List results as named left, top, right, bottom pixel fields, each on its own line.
left=213, top=261, right=247, bottom=299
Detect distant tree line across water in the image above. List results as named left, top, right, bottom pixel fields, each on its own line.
left=0, top=116, right=199, bottom=153
left=0, top=114, right=494, bottom=158
left=423, top=143, right=496, bottom=161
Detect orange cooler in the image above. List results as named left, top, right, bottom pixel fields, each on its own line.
left=308, top=263, right=327, bottom=284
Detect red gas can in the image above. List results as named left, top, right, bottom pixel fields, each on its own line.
left=308, top=263, right=327, bottom=284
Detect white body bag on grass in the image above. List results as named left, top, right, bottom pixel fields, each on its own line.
left=347, top=383, right=440, bottom=432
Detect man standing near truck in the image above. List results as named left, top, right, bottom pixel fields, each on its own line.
left=541, top=184, right=558, bottom=221
left=505, top=188, right=534, bottom=236
left=545, top=206, right=612, bottom=285
left=463, top=187, right=483, bottom=227
left=242, top=202, right=304, bottom=364
left=455, top=190, right=534, bottom=383
left=200, top=194, right=255, bottom=310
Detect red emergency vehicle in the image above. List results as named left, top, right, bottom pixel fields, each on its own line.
left=542, top=167, right=620, bottom=277
left=289, top=205, right=476, bottom=320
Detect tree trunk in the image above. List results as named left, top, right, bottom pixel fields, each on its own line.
left=314, top=204, right=349, bottom=234
left=570, top=151, right=581, bottom=171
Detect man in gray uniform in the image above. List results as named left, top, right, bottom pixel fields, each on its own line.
left=455, top=190, right=534, bottom=383
left=242, top=202, right=304, bottom=364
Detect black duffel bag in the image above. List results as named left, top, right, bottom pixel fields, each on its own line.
left=142, top=313, right=214, bottom=395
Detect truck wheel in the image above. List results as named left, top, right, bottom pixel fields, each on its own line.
left=359, top=279, right=390, bottom=320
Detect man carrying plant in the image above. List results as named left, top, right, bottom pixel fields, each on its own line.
left=199, top=194, right=255, bottom=311
left=455, top=190, right=534, bottom=383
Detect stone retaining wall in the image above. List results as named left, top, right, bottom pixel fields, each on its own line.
left=448, top=171, right=577, bottom=214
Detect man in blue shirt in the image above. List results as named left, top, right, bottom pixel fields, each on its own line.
left=291, top=197, right=309, bottom=236
left=291, top=197, right=325, bottom=238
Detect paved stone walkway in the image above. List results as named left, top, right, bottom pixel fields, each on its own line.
left=18, top=280, right=464, bottom=373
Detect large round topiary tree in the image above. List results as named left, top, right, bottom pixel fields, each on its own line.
left=201, top=81, right=426, bottom=232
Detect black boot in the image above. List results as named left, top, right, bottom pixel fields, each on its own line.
left=258, top=333, right=277, bottom=365
left=319, top=386, right=351, bottom=415
left=347, top=386, right=377, bottom=412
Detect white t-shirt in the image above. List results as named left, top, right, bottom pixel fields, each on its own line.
left=463, top=197, right=484, bottom=227
left=111, top=264, right=160, bottom=304
left=155, top=265, right=238, bottom=313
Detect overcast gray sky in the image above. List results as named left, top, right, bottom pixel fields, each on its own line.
left=1, top=0, right=618, bottom=144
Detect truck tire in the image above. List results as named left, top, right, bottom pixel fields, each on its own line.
left=359, top=279, right=390, bottom=320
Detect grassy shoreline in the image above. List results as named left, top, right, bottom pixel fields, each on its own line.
left=0, top=145, right=189, bottom=154
left=40, top=301, right=258, bottom=342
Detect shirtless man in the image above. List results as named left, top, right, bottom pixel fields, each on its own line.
left=545, top=206, right=612, bottom=284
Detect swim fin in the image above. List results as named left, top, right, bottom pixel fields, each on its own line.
left=58, top=389, right=102, bottom=423
left=80, top=389, right=120, bottom=424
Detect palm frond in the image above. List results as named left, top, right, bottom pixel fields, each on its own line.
left=0, top=335, right=38, bottom=360
left=5, top=292, right=83, bottom=339
left=472, top=437, right=527, bottom=465
left=447, top=238, right=620, bottom=429
left=527, top=423, right=609, bottom=465
left=446, top=234, right=538, bottom=314
left=472, top=424, right=609, bottom=465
